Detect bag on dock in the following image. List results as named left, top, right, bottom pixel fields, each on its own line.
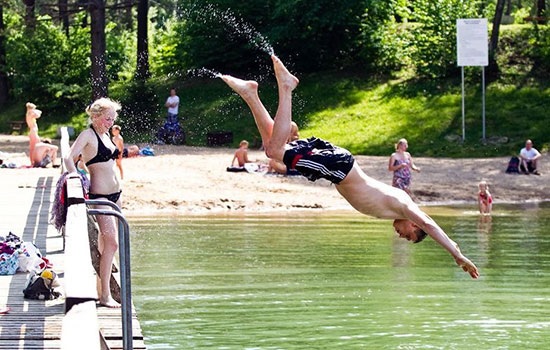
left=23, top=269, right=61, bottom=300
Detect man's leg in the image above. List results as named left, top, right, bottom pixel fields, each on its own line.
left=220, top=76, right=274, bottom=152
left=269, top=55, right=299, bottom=161
left=221, top=55, right=299, bottom=162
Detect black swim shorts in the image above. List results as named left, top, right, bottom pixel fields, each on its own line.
left=282, top=137, right=355, bottom=184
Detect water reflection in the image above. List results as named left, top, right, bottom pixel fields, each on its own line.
left=130, top=203, right=550, bottom=349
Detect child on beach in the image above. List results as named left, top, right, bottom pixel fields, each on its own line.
left=219, top=54, right=479, bottom=279
left=478, top=180, right=493, bottom=215
left=231, top=140, right=251, bottom=168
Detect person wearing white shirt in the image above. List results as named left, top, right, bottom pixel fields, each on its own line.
left=165, top=87, right=180, bottom=123
left=519, top=139, right=542, bottom=175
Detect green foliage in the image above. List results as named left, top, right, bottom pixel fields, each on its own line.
left=268, top=0, right=366, bottom=72
left=164, top=0, right=368, bottom=74
left=407, top=0, right=479, bottom=78
left=530, top=25, right=550, bottom=74
left=149, top=19, right=181, bottom=77
left=5, top=14, right=90, bottom=111
left=105, top=22, right=136, bottom=82
left=1, top=0, right=549, bottom=159
left=114, top=79, right=161, bottom=142
left=358, top=0, right=413, bottom=72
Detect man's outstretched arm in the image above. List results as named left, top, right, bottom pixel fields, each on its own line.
left=406, top=207, right=480, bottom=279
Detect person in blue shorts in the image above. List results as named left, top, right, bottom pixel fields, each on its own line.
left=220, top=55, right=479, bottom=279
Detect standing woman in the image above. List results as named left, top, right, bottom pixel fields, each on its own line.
left=63, top=98, right=122, bottom=308
left=388, top=138, right=420, bottom=198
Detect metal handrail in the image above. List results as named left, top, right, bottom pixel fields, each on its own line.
left=86, top=200, right=133, bottom=350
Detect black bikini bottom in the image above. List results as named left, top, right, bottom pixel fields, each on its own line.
left=89, top=190, right=122, bottom=204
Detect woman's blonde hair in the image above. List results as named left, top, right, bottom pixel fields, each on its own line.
left=395, top=138, right=408, bottom=151
left=86, top=97, right=121, bottom=124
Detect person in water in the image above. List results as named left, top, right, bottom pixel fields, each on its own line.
left=219, top=55, right=479, bottom=279
left=63, top=97, right=123, bottom=307
left=477, top=180, right=493, bottom=215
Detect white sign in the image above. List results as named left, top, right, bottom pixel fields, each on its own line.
left=457, top=18, right=488, bottom=66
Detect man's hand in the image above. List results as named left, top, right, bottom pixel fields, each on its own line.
left=455, top=255, right=479, bottom=279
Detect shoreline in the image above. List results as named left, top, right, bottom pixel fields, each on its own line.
left=2, top=134, right=548, bottom=217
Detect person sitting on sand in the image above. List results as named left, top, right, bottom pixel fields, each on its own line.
left=519, top=139, right=542, bottom=175
left=219, top=55, right=479, bottom=279
left=25, top=102, right=59, bottom=168
left=478, top=180, right=493, bottom=215
left=231, top=140, right=251, bottom=168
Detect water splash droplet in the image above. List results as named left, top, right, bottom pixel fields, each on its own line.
left=183, top=4, right=275, bottom=56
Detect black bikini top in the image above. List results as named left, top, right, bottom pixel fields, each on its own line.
left=85, top=125, right=120, bottom=166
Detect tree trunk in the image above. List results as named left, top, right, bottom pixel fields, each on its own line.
left=135, top=0, right=150, bottom=80
left=124, top=0, right=133, bottom=30
left=0, top=3, right=9, bottom=105
left=59, top=0, right=70, bottom=37
left=536, top=0, right=547, bottom=24
left=487, top=0, right=506, bottom=80
left=505, top=0, right=512, bottom=16
left=89, top=0, right=108, bottom=100
left=22, top=0, right=36, bottom=30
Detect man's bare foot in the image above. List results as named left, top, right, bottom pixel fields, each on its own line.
left=99, top=296, right=121, bottom=308
left=271, top=55, right=299, bottom=91
left=220, top=75, right=259, bottom=100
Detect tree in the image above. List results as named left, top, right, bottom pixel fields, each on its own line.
left=22, top=0, right=36, bottom=30
left=135, top=0, right=149, bottom=79
left=488, top=0, right=506, bottom=78
left=58, top=0, right=70, bottom=36
left=89, top=0, right=108, bottom=99
left=0, top=2, right=8, bottom=105
left=536, top=0, right=547, bottom=24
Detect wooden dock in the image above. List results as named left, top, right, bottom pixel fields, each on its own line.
left=0, top=168, right=146, bottom=349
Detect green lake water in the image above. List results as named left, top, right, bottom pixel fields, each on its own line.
left=129, top=202, right=550, bottom=349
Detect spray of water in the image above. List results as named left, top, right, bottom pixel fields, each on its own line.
left=182, top=4, right=275, bottom=56
left=188, top=67, right=222, bottom=79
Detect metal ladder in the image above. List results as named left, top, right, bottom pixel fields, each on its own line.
left=86, top=199, right=133, bottom=350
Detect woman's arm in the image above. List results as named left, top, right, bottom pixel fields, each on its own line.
left=388, top=154, right=401, bottom=171
left=64, top=131, right=89, bottom=173
left=408, top=153, right=420, bottom=172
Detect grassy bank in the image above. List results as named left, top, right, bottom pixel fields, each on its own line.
left=1, top=71, right=548, bottom=158
left=167, top=71, right=550, bottom=158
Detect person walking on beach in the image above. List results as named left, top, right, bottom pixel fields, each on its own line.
left=63, top=98, right=123, bottom=308
left=388, top=138, right=420, bottom=198
left=219, top=55, right=479, bottom=279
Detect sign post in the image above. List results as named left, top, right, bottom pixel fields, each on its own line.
left=456, top=18, right=488, bottom=141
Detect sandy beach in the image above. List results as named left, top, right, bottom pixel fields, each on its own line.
left=1, top=134, right=548, bottom=216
